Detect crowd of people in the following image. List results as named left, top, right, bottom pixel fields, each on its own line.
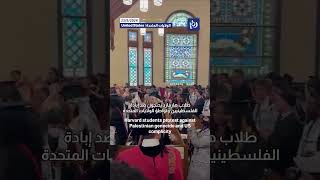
left=110, top=84, right=211, bottom=180
left=1, top=67, right=319, bottom=180
left=212, top=69, right=320, bottom=180
left=0, top=68, right=108, bottom=180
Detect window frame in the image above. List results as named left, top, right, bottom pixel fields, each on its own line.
left=143, top=31, right=154, bottom=86
left=163, top=11, right=199, bottom=86
left=57, top=0, right=93, bottom=78
left=127, top=29, right=139, bottom=87
left=210, top=0, right=282, bottom=76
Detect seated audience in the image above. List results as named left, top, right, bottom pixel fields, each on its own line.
left=2, top=66, right=320, bottom=180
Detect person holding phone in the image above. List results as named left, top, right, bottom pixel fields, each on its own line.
left=187, top=112, right=210, bottom=180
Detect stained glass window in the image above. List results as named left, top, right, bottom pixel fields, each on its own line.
left=128, top=30, right=138, bottom=86
left=165, top=34, right=197, bottom=85
left=210, top=0, right=279, bottom=76
left=144, top=48, right=152, bottom=86
left=165, top=12, right=198, bottom=86
left=60, top=0, right=89, bottom=77
left=144, top=32, right=152, bottom=43
left=167, top=12, right=193, bottom=27
left=143, top=32, right=153, bottom=86
left=129, top=31, right=137, bottom=42
left=62, top=0, right=86, bottom=16
left=129, top=47, right=138, bottom=86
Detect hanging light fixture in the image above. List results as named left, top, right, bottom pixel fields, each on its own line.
left=154, top=0, right=162, bottom=6
left=123, top=0, right=133, bottom=5
left=158, top=28, right=164, bottom=36
left=140, top=0, right=148, bottom=12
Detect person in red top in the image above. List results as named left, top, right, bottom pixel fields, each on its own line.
left=116, top=133, right=183, bottom=180
left=115, top=100, right=184, bottom=180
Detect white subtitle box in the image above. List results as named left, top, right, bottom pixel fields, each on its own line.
left=120, top=18, right=140, bottom=23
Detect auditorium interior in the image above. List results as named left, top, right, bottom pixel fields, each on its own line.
left=0, top=0, right=320, bottom=180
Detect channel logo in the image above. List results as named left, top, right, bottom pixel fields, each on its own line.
left=187, top=18, right=200, bottom=31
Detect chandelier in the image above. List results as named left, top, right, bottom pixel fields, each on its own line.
left=122, top=0, right=133, bottom=5
left=123, top=0, right=163, bottom=12
left=154, top=0, right=163, bottom=6
left=140, top=0, right=148, bottom=12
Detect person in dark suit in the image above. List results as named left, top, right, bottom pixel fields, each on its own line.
left=230, top=69, right=253, bottom=132
left=193, top=90, right=205, bottom=116
left=230, top=69, right=252, bottom=104
left=268, top=82, right=303, bottom=176
left=110, top=91, right=127, bottom=145
left=211, top=101, right=237, bottom=180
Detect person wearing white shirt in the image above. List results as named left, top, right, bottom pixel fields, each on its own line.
left=189, top=88, right=198, bottom=107
left=295, top=97, right=320, bottom=175
left=188, top=112, right=210, bottom=180
left=297, top=118, right=320, bottom=157
left=252, top=79, right=278, bottom=139
left=41, top=109, right=67, bottom=180
left=202, top=90, right=210, bottom=117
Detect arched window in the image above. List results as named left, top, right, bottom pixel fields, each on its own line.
left=58, top=0, right=92, bottom=78
left=164, top=11, right=198, bottom=86
left=210, top=0, right=281, bottom=76
left=167, top=12, right=193, bottom=27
